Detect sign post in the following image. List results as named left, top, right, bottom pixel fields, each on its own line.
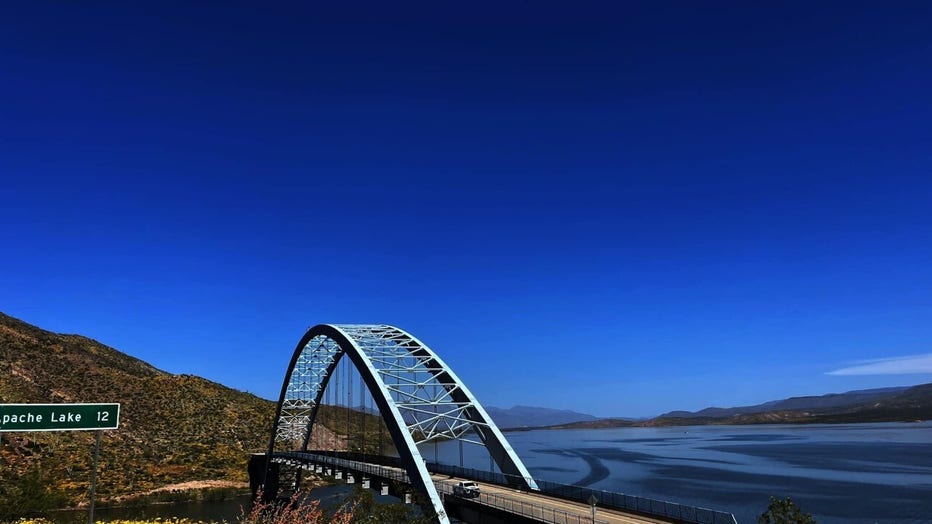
left=88, top=430, right=103, bottom=524
left=0, top=403, right=120, bottom=524
left=588, top=494, right=598, bottom=524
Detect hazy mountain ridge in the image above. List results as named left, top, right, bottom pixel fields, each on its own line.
left=491, top=386, right=931, bottom=431
left=552, top=383, right=932, bottom=430
left=485, top=405, right=599, bottom=429
left=660, top=386, right=910, bottom=419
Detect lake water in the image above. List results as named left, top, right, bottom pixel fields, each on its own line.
left=494, top=422, right=932, bottom=524
left=53, top=422, right=932, bottom=524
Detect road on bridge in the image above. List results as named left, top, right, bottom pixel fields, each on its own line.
left=278, top=452, right=675, bottom=524
left=431, top=474, right=671, bottom=524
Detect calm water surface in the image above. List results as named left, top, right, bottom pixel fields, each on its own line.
left=493, top=422, right=932, bottom=524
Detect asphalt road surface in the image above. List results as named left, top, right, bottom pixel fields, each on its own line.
left=432, top=474, right=672, bottom=524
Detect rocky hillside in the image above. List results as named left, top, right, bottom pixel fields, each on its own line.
left=0, top=312, right=278, bottom=510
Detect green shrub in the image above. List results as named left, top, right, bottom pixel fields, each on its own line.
left=758, top=496, right=816, bottom=524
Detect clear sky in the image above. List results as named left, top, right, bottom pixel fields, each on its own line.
left=2, top=2, right=931, bottom=417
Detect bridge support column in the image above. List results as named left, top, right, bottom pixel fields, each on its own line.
left=248, top=454, right=278, bottom=502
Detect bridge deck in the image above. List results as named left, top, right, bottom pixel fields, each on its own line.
left=433, top=474, right=671, bottom=524
left=278, top=452, right=674, bottom=524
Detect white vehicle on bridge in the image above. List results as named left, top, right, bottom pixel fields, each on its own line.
left=453, top=481, right=481, bottom=498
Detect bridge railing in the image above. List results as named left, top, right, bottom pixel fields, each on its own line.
left=426, top=462, right=738, bottom=524
left=275, top=451, right=411, bottom=484
left=313, top=450, right=403, bottom=469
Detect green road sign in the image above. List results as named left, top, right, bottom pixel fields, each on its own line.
left=0, top=403, right=120, bottom=432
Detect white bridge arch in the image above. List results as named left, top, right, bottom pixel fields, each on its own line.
left=265, top=324, right=538, bottom=523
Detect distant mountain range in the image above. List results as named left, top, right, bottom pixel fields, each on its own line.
left=484, top=405, right=600, bottom=429
left=487, top=385, right=932, bottom=431
left=549, top=383, right=932, bottom=430
left=659, top=386, right=911, bottom=419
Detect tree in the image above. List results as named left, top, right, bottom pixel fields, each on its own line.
left=758, top=496, right=816, bottom=524
left=0, top=464, right=68, bottom=520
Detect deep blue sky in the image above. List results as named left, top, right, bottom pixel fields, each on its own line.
left=2, top=2, right=931, bottom=417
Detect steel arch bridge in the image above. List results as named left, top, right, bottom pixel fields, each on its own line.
left=265, top=324, right=538, bottom=523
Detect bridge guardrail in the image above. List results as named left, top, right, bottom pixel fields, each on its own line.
left=276, top=452, right=412, bottom=485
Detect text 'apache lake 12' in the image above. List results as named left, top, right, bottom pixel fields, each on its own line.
left=0, top=403, right=120, bottom=431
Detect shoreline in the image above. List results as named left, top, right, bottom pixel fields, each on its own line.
left=68, top=481, right=250, bottom=510
left=503, top=418, right=931, bottom=432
